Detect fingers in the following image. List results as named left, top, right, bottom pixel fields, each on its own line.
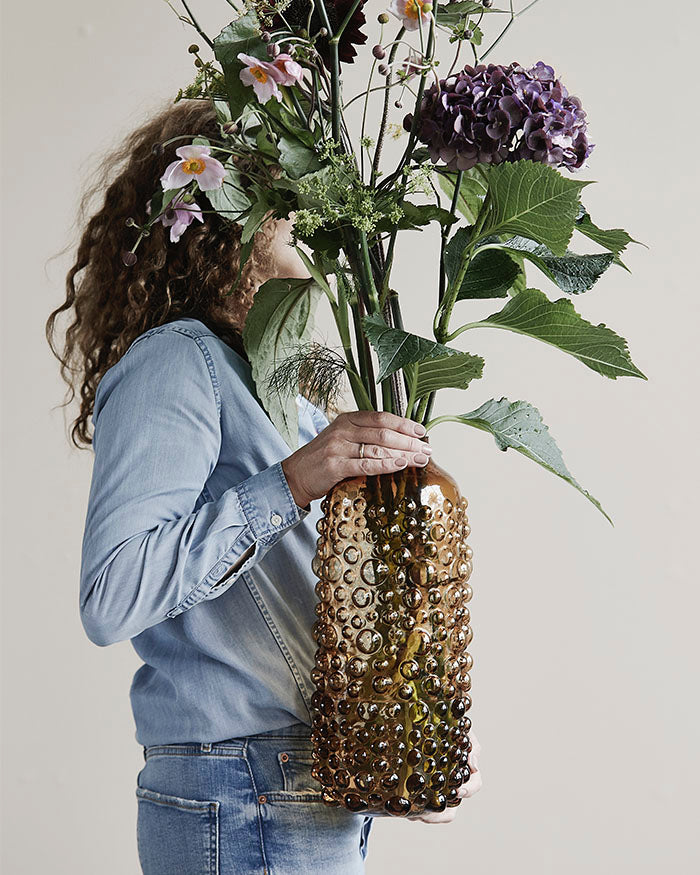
left=458, top=731, right=482, bottom=799
left=345, top=426, right=432, bottom=458
left=413, top=810, right=456, bottom=824
left=458, top=767, right=482, bottom=799
left=343, top=411, right=427, bottom=438
left=340, top=456, right=412, bottom=479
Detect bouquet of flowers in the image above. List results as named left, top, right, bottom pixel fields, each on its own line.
left=126, top=0, right=644, bottom=523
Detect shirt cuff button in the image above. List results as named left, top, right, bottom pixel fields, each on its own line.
left=270, top=512, right=283, bottom=527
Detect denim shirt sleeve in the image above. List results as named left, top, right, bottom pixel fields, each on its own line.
left=79, top=328, right=306, bottom=647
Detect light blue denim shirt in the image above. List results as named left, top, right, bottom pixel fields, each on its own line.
left=80, top=317, right=329, bottom=746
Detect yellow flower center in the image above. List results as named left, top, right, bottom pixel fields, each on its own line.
left=403, top=0, right=424, bottom=20
left=251, top=66, right=268, bottom=84
left=181, top=158, right=206, bottom=176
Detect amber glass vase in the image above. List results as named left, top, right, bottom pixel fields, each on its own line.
left=309, top=458, right=474, bottom=817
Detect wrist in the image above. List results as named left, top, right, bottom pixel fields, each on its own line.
left=281, top=456, right=313, bottom=510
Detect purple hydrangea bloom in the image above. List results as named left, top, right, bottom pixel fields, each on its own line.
left=405, top=61, right=593, bottom=172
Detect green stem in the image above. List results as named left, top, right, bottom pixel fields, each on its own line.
left=435, top=190, right=491, bottom=342
left=424, top=414, right=462, bottom=432
left=329, top=0, right=365, bottom=43
left=314, top=0, right=341, bottom=143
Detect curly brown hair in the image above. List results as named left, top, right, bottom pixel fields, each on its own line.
left=46, top=97, right=275, bottom=449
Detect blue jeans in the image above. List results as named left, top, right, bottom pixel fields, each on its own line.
left=136, top=723, right=373, bottom=874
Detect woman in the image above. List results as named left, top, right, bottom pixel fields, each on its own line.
left=47, top=98, right=481, bottom=875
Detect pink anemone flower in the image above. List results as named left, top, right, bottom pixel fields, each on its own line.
left=159, top=144, right=226, bottom=192
left=238, top=52, right=286, bottom=103
left=389, top=0, right=431, bottom=32
left=146, top=193, right=204, bottom=243
left=272, top=53, right=304, bottom=86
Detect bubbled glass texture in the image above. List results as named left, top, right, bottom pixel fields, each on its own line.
left=310, top=459, right=474, bottom=817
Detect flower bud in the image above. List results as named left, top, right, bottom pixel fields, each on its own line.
left=394, top=100, right=403, bottom=109
left=377, top=12, right=390, bottom=23
left=482, top=0, right=493, bottom=6
left=465, top=29, right=473, bottom=40
left=372, top=45, right=386, bottom=60
left=423, top=2, right=433, bottom=10
left=125, top=217, right=136, bottom=227
left=261, top=31, right=271, bottom=43
left=378, top=63, right=389, bottom=76
left=187, top=44, right=199, bottom=54
left=222, top=120, right=239, bottom=135
left=267, top=42, right=280, bottom=58
left=151, top=141, right=164, bottom=155
left=318, top=27, right=328, bottom=37
left=121, top=250, right=137, bottom=267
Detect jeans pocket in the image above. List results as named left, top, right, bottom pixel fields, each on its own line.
left=136, top=785, right=219, bottom=875
left=264, top=749, right=324, bottom=802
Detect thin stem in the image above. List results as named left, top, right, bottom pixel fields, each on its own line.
left=424, top=414, right=463, bottom=432
left=371, top=27, right=405, bottom=187
left=179, top=0, right=214, bottom=50
left=330, top=0, right=365, bottom=43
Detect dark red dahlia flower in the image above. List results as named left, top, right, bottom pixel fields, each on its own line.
left=273, top=0, right=368, bottom=65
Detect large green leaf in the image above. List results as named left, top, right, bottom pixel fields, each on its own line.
left=445, top=397, right=611, bottom=523
left=412, top=354, right=484, bottom=398
left=479, top=161, right=592, bottom=256
left=213, top=11, right=266, bottom=122
left=242, top=277, right=322, bottom=448
left=445, top=228, right=521, bottom=299
left=277, top=136, right=322, bottom=180
left=204, top=158, right=251, bottom=221
left=493, top=236, right=615, bottom=294
left=471, top=288, right=646, bottom=379
left=575, top=206, right=638, bottom=268
left=438, top=167, right=489, bottom=224
left=363, top=314, right=484, bottom=385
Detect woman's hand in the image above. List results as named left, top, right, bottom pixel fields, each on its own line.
left=409, top=731, right=482, bottom=824
left=281, top=411, right=432, bottom=508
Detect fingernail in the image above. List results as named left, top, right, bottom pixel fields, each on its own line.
left=413, top=424, right=426, bottom=436
left=421, top=443, right=433, bottom=454
left=395, top=457, right=407, bottom=468
left=414, top=453, right=428, bottom=465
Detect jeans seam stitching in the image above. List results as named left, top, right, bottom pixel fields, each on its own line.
left=242, top=742, right=269, bottom=873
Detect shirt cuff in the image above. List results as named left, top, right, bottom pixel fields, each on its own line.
left=236, top=461, right=308, bottom=546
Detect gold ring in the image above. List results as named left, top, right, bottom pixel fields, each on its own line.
left=359, top=443, right=365, bottom=459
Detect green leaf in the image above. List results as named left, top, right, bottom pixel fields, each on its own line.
left=413, top=353, right=485, bottom=398
left=445, top=228, right=520, bottom=299
left=213, top=11, right=266, bottom=122
left=493, top=236, right=615, bottom=294
left=256, top=129, right=279, bottom=160
left=575, top=206, right=638, bottom=267
left=438, top=167, right=489, bottom=224
left=146, top=188, right=179, bottom=219
left=377, top=201, right=457, bottom=233
left=240, top=195, right=270, bottom=244
left=479, top=161, right=592, bottom=256
left=242, top=277, right=323, bottom=448
left=436, top=1, right=508, bottom=25
left=204, top=158, right=251, bottom=221
left=444, top=397, right=611, bottom=523
left=277, top=136, right=322, bottom=180
left=363, top=313, right=484, bottom=385
left=472, top=287, right=646, bottom=379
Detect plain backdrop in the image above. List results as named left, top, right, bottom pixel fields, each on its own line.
left=2, top=1, right=699, bottom=872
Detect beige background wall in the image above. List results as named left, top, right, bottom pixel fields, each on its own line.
left=2, top=1, right=698, bottom=872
